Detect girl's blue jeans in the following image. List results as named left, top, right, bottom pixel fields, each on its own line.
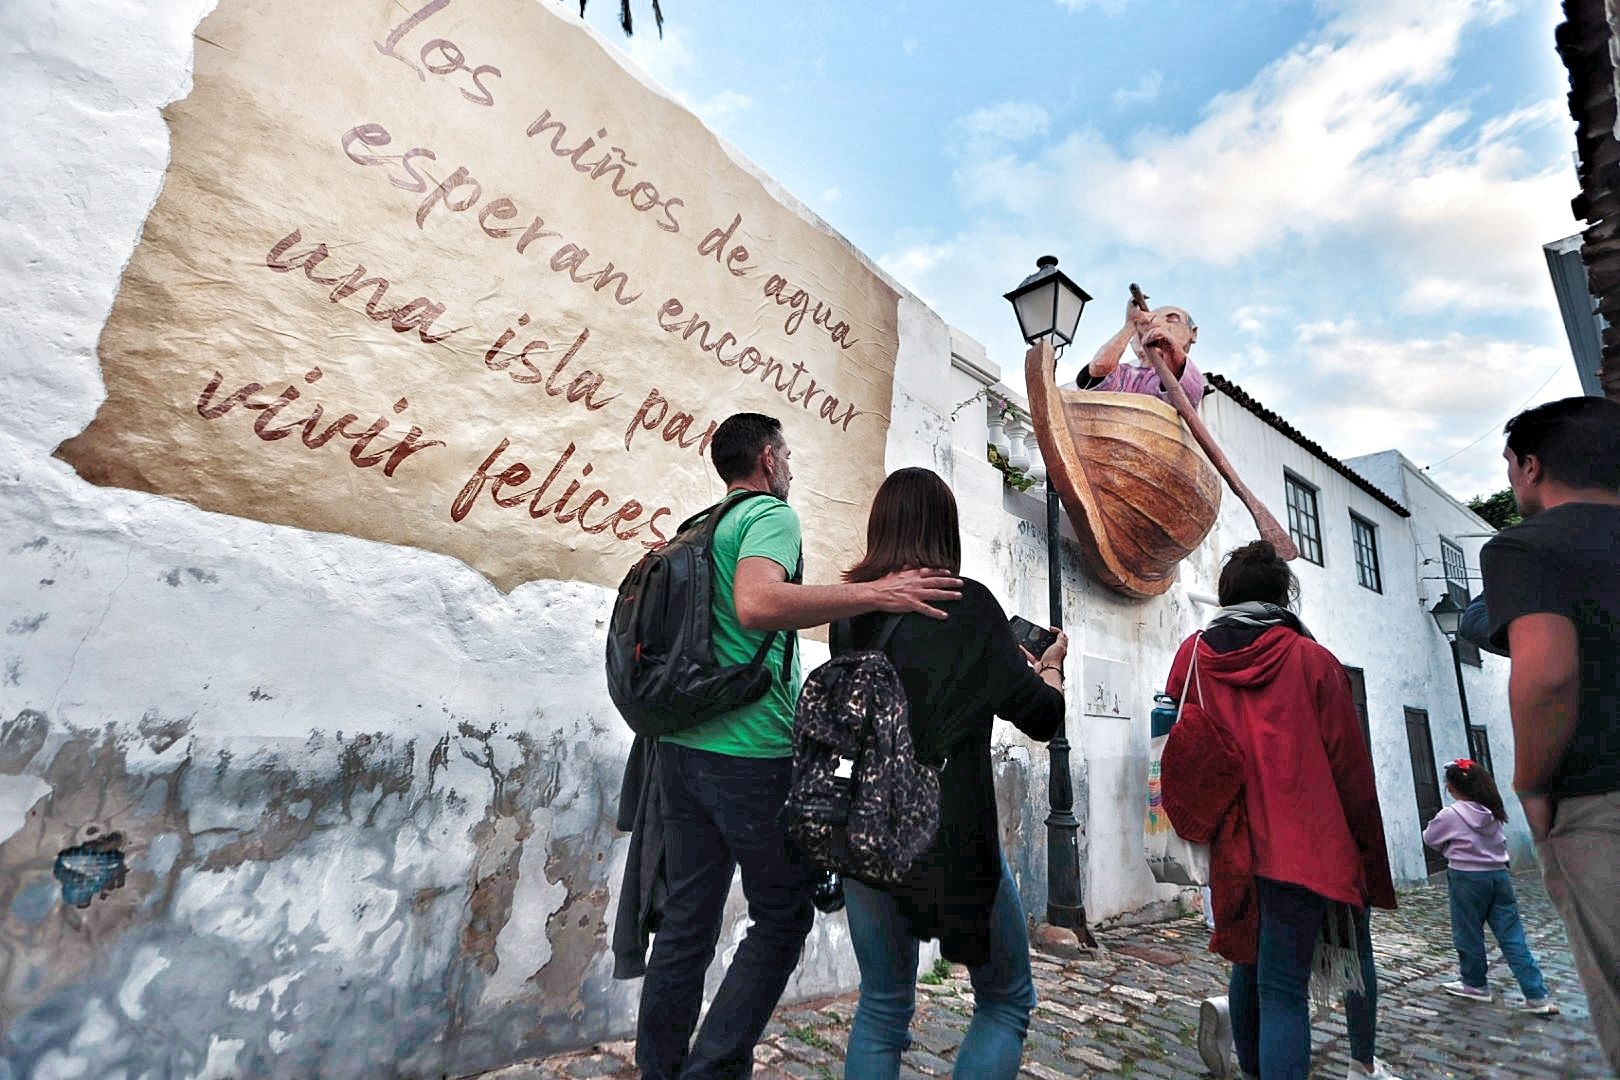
left=1447, top=867, right=1547, bottom=999
left=1228, top=878, right=1380, bottom=1079
left=842, top=859, right=1037, bottom=1080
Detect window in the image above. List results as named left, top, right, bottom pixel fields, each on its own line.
left=1467, top=725, right=1495, bottom=778
left=1405, top=708, right=1445, bottom=876
left=1439, top=537, right=1481, bottom=666
left=1350, top=514, right=1382, bottom=593
left=1284, top=472, right=1323, bottom=565
left=1439, top=537, right=1469, bottom=605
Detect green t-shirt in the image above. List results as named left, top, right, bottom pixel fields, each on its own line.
left=661, top=494, right=803, bottom=758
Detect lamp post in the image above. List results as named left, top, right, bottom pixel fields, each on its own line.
left=1004, top=256, right=1093, bottom=940
left=1428, top=593, right=1476, bottom=756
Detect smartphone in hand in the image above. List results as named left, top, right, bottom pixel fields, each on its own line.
left=1008, top=615, right=1058, bottom=657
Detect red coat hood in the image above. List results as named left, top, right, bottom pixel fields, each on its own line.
left=1195, top=626, right=1302, bottom=689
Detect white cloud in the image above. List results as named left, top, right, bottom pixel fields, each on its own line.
left=879, top=241, right=959, bottom=300
left=615, top=25, right=696, bottom=89
left=942, top=0, right=1572, bottom=317
left=958, top=102, right=1051, bottom=144
left=611, top=29, right=752, bottom=131
left=821, top=186, right=842, bottom=204
left=1296, top=318, right=1360, bottom=342
left=1232, top=304, right=1286, bottom=334
left=1112, top=71, right=1163, bottom=108
left=1233, top=323, right=1585, bottom=497
left=1053, top=0, right=1129, bottom=13
left=692, top=89, right=754, bottom=128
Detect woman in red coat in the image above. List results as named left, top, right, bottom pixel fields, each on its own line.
left=1165, top=542, right=1398, bottom=1080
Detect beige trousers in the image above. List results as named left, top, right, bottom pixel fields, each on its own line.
left=1536, top=790, right=1620, bottom=1074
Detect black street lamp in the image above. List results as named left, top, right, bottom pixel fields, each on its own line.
left=1005, top=256, right=1093, bottom=943
left=1004, top=255, right=1091, bottom=349
left=1428, top=594, right=1476, bottom=755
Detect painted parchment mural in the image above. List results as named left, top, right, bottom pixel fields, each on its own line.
left=57, top=0, right=899, bottom=591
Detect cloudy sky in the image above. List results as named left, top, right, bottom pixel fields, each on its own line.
left=578, top=0, right=1587, bottom=501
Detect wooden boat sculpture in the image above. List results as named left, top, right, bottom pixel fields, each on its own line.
left=1025, top=340, right=1221, bottom=598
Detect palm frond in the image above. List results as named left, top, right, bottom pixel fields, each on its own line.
left=572, top=0, right=664, bottom=37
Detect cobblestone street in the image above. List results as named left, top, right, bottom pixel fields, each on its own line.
left=482, top=873, right=1611, bottom=1079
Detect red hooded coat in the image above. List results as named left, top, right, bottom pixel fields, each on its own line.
left=1164, top=626, right=1396, bottom=961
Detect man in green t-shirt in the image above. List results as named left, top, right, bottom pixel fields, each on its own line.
left=637, top=413, right=963, bottom=1080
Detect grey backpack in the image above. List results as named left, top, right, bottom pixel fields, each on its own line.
left=785, top=617, right=941, bottom=888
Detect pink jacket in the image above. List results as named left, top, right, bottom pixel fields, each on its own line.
left=1422, top=801, right=1508, bottom=871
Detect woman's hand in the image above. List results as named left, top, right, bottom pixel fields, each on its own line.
left=1034, top=630, right=1068, bottom=691
left=1039, top=630, right=1069, bottom=668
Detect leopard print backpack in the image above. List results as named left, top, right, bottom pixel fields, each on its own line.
left=784, top=616, right=941, bottom=888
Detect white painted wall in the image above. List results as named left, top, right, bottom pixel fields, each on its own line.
left=1346, top=450, right=1528, bottom=864
left=0, top=1, right=1518, bottom=1072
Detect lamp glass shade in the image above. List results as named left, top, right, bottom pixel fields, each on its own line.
left=1429, top=593, right=1463, bottom=638
left=1012, top=280, right=1058, bottom=345
left=1053, top=281, right=1086, bottom=346
left=1004, top=257, right=1091, bottom=346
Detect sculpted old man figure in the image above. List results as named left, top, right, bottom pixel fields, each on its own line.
left=1076, top=300, right=1205, bottom=408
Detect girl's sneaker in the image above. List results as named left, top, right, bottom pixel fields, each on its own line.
left=1441, top=981, right=1492, bottom=1001
left=1521, top=997, right=1560, bottom=1016
left=1345, top=1058, right=1405, bottom=1079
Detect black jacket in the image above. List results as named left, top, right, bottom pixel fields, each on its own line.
left=611, top=735, right=665, bottom=979
left=844, top=578, right=1063, bottom=965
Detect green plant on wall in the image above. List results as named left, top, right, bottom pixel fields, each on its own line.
left=951, top=387, right=1019, bottom=422
left=987, top=443, right=1037, bottom=492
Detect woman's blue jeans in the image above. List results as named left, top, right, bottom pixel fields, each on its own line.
left=1447, top=867, right=1548, bottom=999
left=1229, top=879, right=1380, bottom=1078
left=843, top=859, right=1037, bottom=1080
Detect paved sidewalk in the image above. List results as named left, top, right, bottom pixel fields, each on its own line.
left=480, top=873, right=1610, bottom=1079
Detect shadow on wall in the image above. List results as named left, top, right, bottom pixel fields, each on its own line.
left=0, top=706, right=640, bottom=1078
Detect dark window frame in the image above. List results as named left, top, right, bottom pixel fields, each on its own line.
left=1284, top=471, right=1324, bottom=565
left=1350, top=513, right=1382, bottom=593
left=1439, top=537, right=1469, bottom=605
left=1439, top=537, right=1481, bottom=666
left=1467, top=725, right=1495, bottom=778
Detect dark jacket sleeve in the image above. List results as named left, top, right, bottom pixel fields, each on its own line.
left=612, top=737, right=663, bottom=979
left=976, top=585, right=1064, bottom=742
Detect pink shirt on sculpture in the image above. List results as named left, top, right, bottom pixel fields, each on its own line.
left=1085, top=357, right=1205, bottom=409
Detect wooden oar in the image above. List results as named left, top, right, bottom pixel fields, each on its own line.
left=1128, top=285, right=1300, bottom=561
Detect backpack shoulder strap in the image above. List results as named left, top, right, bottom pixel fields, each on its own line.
left=680, top=488, right=772, bottom=539
left=831, top=613, right=902, bottom=658
left=1178, top=632, right=1204, bottom=711
left=872, top=614, right=904, bottom=654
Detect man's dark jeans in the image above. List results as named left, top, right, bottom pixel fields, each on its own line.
left=636, top=743, right=813, bottom=1080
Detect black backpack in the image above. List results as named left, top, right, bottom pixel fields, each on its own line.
left=606, top=490, right=798, bottom=737
left=784, top=617, right=941, bottom=888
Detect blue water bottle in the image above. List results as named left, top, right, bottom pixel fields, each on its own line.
left=1150, top=692, right=1178, bottom=739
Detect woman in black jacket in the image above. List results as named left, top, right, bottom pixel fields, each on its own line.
left=837, top=467, right=1067, bottom=1080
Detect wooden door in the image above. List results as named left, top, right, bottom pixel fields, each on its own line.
left=1406, top=708, right=1445, bottom=875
